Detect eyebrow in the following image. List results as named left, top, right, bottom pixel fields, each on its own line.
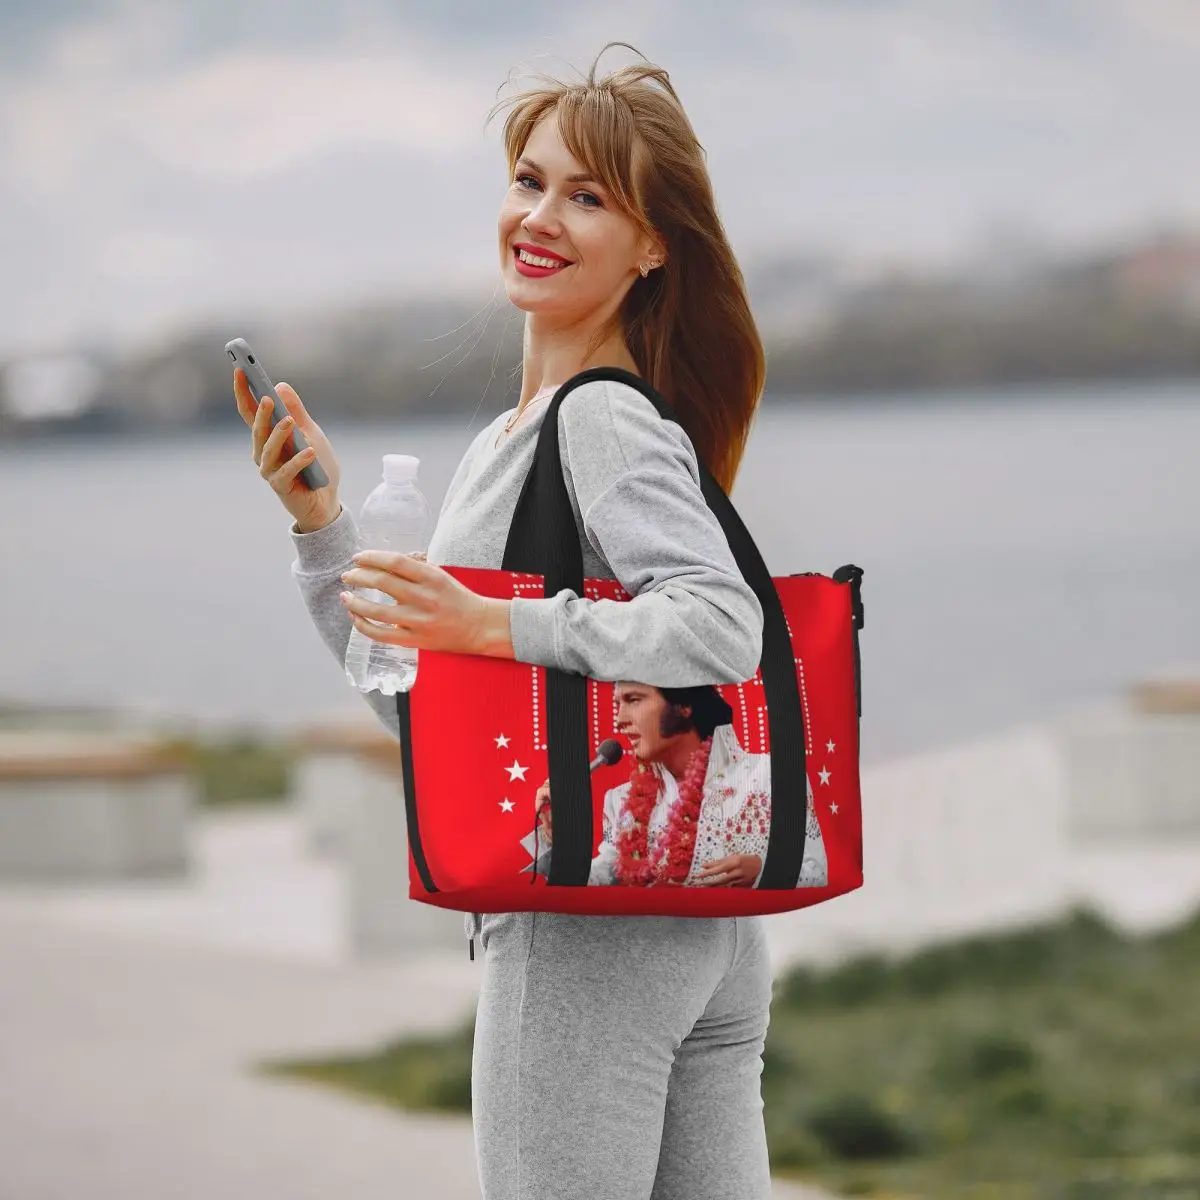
left=516, top=156, right=599, bottom=185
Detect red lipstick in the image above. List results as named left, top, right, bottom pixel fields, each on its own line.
left=513, top=243, right=573, bottom=277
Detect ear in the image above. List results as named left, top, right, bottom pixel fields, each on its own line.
left=636, top=229, right=667, bottom=269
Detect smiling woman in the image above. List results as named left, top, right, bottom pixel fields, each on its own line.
left=488, top=47, right=764, bottom=491
left=491, top=102, right=667, bottom=410
left=269, top=40, right=776, bottom=1200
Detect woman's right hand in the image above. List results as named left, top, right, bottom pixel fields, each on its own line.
left=234, top=368, right=343, bottom=532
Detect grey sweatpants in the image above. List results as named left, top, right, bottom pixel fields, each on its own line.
left=470, top=911, right=775, bottom=1200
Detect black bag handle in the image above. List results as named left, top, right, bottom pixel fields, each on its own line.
left=501, top=367, right=808, bottom=888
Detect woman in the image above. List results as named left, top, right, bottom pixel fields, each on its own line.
left=235, top=43, right=775, bottom=1200
left=524, top=682, right=828, bottom=890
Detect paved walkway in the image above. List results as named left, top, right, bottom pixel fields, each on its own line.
left=0, top=811, right=836, bottom=1200
left=4, top=803, right=1197, bottom=1200
left=0, top=908, right=488, bottom=1199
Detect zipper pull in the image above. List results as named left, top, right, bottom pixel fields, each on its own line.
left=832, top=564, right=865, bottom=629
left=832, top=565, right=865, bottom=719
left=468, top=937, right=475, bottom=962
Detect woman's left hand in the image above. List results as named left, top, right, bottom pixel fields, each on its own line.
left=339, top=550, right=513, bottom=658
left=695, top=854, right=762, bottom=887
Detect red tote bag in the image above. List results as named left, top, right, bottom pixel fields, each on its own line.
left=395, top=367, right=864, bottom=920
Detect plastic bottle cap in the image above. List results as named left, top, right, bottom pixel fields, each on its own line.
left=382, top=454, right=419, bottom=483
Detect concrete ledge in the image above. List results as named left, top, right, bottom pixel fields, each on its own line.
left=1057, top=687, right=1200, bottom=841
left=0, top=732, right=195, bottom=880
left=766, top=711, right=1200, bottom=971
left=345, top=749, right=463, bottom=958
left=289, top=722, right=460, bottom=958
left=1130, top=676, right=1200, bottom=714
left=288, top=723, right=400, bottom=854
left=764, top=723, right=1071, bottom=968
left=0, top=732, right=193, bottom=780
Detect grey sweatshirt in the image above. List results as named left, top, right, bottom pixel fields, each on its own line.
left=289, top=376, right=765, bottom=743
left=290, top=376, right=765, bottom=947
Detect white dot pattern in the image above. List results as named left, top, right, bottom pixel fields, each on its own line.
left=511, top=578, right=546, bottom=750
left=781, top=612, right=813, bottom=757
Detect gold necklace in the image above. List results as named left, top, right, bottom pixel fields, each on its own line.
left=501, top=386, right=557, bottom=437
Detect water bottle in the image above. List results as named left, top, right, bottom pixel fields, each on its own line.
left=344, top=454, right=432, bottom=695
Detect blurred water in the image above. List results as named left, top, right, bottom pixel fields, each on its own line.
left=2, top=380, right=1198, bottom=766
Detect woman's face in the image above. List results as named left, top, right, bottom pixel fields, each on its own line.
left=615, top=683, right=691, bottom=764
left=498, top=111, right=655, bottom=321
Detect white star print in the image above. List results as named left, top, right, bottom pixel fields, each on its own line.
left=826, top=740, right=836, bottom=754
left=818, top=767, right=831, bottom=786
left=494, top=733, right=510, bottom=748
left=499, top=798, right=515, bottom=813
left=830, top=801, right=839, bottom=814
left=505, top=759, right=528, bottom=782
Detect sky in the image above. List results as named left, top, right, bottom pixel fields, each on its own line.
left=1, top=0, right=1199, bottom=359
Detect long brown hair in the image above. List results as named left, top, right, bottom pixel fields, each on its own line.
left=488, top=43, right=765, bottom=493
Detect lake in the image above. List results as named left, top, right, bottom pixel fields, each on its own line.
left=2, top=380, right=1198, bottom=767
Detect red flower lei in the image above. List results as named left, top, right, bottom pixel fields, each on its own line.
left=614, top=736, right=713, bottom=886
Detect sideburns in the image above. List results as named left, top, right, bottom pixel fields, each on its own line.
left=658, top=705, right=693, bottom=738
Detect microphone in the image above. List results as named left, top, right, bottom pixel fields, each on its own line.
left=530, top=740, right=624, bottom=882
left=589, top=738, right=623, bottom=772
left=539, top=739, right=622, bottom=809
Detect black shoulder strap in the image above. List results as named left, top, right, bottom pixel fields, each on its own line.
left=502, top=367, right=809, bottom=889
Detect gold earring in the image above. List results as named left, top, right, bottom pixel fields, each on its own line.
left=639, top=262, right=649, bottom=278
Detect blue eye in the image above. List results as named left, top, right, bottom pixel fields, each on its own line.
left=514, top=174, right=601, bottom=208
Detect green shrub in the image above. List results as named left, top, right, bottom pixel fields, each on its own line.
left=806, top=1093, right=920, bottom=1161
left=164, top=734, right=292, bottom=805
left=423, top=1061, right=474, bottom=1111
left=264, top=1021, right=475, bottom=1115
left=1058, top=1096, right=1136, bottom=1158
left=894, top=908, right=1122, bottom=997
left=773, top=908, right=1126, bottom=1012
left=933, top=1029, right=1040, bottom=1087
left=767, top=1110, right=826, bottom=1169
left=984, top=1075, right=1051, bottom=1119
left=774, top=952, right=894, bottom=1010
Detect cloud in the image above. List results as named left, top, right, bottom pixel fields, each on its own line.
left=0, top=24, right=490, bottom=196
left=123, top=50, right=485, bottom=177
left=1, top=0, right=1199, bottom=356
left=95, top=229, right=211, bottom=285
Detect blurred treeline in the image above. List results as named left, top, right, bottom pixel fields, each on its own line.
left=3, top=228, right=1199, bottom=438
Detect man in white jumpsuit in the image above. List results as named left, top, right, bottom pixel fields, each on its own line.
left=521, top=682, right=827, bottom=888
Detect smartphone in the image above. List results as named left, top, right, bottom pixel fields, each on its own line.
left=225, top=337, right=329, bottom=491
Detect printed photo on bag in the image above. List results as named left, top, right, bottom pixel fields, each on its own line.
left=519, top=680, right=827, bottom=888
